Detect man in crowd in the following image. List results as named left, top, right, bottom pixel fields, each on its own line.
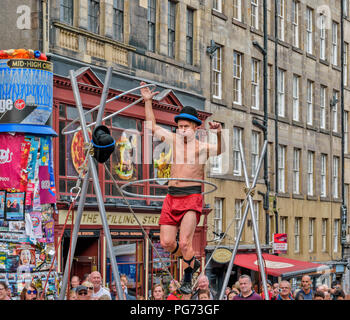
left=233, top=275, right=262, bottom=300
left=294, top=275, right=313, bottom=300
left=276, top=280, right=294, bottom=300
left=90, top=271, right=111, bottom=300
left=191, top=275, right=217, bottom=300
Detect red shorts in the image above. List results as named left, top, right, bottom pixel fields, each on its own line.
left=159, top=193, right=203, bottom=227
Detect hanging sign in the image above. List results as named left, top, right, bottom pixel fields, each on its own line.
left=273, top=233, right=288, bottom=254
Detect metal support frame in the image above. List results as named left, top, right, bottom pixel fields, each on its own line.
left=58, top=67, right=125, bottom=300
left=219, top=140, right=269, bottom=300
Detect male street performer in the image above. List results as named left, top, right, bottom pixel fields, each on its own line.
left=140, top=82, right=224, bottom=294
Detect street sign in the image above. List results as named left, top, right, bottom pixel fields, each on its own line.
left=273, top=233, right=287, bottom=254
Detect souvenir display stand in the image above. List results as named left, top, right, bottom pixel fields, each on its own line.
left=0, top=49, right=59, bottom=299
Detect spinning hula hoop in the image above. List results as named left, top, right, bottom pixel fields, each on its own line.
left=120, top=178, right=217, bottom=199
left=61, top=83, right=156, bottom=135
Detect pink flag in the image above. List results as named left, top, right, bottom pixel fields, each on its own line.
left=0, top=134, right=24, bottom=190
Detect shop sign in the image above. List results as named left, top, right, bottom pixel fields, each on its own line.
left=212, top=247, right=232, bottom=264
left=273, top=233, right=288, bottom=254
left=110, top=230, right=143, bottom=238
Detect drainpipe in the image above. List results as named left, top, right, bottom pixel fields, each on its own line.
left=341, top=0, right=347, bottom=261
left=274, top=0, right=279, bottom=243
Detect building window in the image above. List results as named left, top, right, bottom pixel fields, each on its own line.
left=321, top=154, right=327, bottom=197
left=277, top=68, right=285, bottom=117
left=320, top=14, right=326, bottom=60
left=280, top=216, right=287, bottom=234
left=251, top=0, right=259, bottom=30
left=344, top=0, right=349, bottom=17
left=233, top=127, right=243, bottom=176
left=294, top=218, right=301, bottom=253
left=251, top=131, right=260, bottom=178
left=306, top=80, right=313, bottom=126
left=320, top=85, right=327, bottom=129
left=60, top=0, right=74, bottom=25
left=322, top=218, right=328, bottom=252
left=292, top=75, right=300, bottom=121
left=278, top=145, right=286, bottom=193
left=212, top=45, right=222, bottom=99
left=251, top=59, right=260, bottom=110
left=332, top=22, right=338, bottom=66
left=306, top=7, right=313, bottom=55
left=268, top=65, right=273, bottom=113
left=334, top=219, right=339, bottom=253
left=252, top=201, right=259, bottom=240
left=233, top=0, right=242, bottom=21
left=333, top=156, right=339, bottom=199
left=186, top=8, right=194, bottom=65
left=307, top=151, right=314, bottom=196
left=332, top=91, right=338, bottom=133
left=214, top=198, right=223, bottom=240
left=309, top=218, right=315, bottom=253
left=147, top=0, right=156, bottom=52
left=168, top=1, right=176, bottom=58
left=292, top=0, right=299, bottom=47
left=234, top=200, right=243, bottom=240
left=293, top=148, right=300, bottom=194
left=233, top=51, right=243, bottom=104
left=213, top=0, right=222, bottom=12
left=277, top=0, right=285, bottom=41
left=344, top=42, right=349, bottom=86
left=113, top=0, right=124, bottom=42
left=88, top=0, right=100, bottom=34
left=210, top=122, right=223, bottom=174
left=345, top=111, right=349, bottom=154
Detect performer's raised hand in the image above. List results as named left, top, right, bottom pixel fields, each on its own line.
left=208, top=121, right=222, bottom=132
left=140, top=81, right=159, bottom=101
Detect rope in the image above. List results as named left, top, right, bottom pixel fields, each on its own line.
left=103, top=163, right=178, bottom=288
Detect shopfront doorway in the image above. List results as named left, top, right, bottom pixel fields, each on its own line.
left=62, top=230, right=100, bottom=283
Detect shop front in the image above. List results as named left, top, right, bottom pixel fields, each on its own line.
left=55, top=209, right=209, bottom=299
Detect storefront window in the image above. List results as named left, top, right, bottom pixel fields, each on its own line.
left=106, top=239, right=144, bottom=298
left=58, top=103, right=97, bottom=202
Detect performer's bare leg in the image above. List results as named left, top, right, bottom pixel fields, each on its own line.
left=178, top=211, right=200, bottom=293
left=160, top=224, right=179, bottom=255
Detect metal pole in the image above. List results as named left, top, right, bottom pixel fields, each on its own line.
left=240, top=140, right=269, bottom=300
left=58, top=67, right=114, bottom=299
left=68, top=69, right=125, bottom=300
left=219, top=140, right=268, bottom=300
left=58, top=172, right=90, bottom=300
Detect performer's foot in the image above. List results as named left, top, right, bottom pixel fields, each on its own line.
left=192, top=258, right=201, bottom=276
left=179, top=280, right=192, bottom=295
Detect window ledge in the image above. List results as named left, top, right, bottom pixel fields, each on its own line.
left=232, top=18, right=247, bottom=29
left=211, top=97, right=226, bottom=107
left=277, top=116, right=290, bottom=125
left=277, top=39, right=291, bottom=49
left=232, top=103, right=247, bottom=113
left=320, top=58, right=330, bottom=66
left=306, top=53, right=317, bottom=61
left=332, top=132, right=342, bottom=138
left=320, top=196, right=330, bottom=202
left=292, top=120, right=305, bottom=128
left=250, top=27, right=263, bottom=37
left=307, top=195, right=318, bottom=201
left=332, top=198, right=342, bottom=203
left=251, top=109, right=264, bottom=117
left=277, top=193, right=290, bottom=198
left=292, top=194, right=304, bottom=200
left=306, top=124, right=318, bottom=132
left=320, top=128, right=330, bottom=135
left=332, top=64, right=341, bottom=72
left=292, top=46, right=303, bottom=55
left=212, top=9, right=228, bottom=21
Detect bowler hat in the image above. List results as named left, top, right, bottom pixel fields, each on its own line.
left=92, top=125, right=115, bottom=163
left=174, top=106, right=202, bottom=126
